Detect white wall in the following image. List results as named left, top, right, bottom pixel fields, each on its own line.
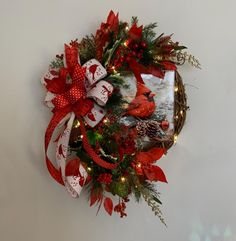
left=0, top=0, right=235, bottom=241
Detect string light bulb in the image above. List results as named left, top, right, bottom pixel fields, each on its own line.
left=174, top=134, right=178, bottom=144
left=103, top=118, right=109, bottom=124
left=74, top=121, right=80, bottom=128
left=136, top=163, right=141, bottom=168
left=180, top=110, right=183, bottom=116
left=120, top=176, right=126, bottom=183
left=123, top=40, right=129, bottom=47
left=174, top=86, right=179, bottom=92
left=111, top=66, right=117, bottom=73
left=87, top=166, right=92, bottom=173
left=80, top=135, right=83, bottom=139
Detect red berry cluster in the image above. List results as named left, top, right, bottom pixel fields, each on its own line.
left=114, top=198, right=129, bottom=218
left=112, top=39, right=148, bottom=69
left=97, top=173, right=112, bottom=184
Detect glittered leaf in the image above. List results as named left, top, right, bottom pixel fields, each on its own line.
left=90, top=188, right=102, bottom=206
left=152, top=195, right=162, bottom=205
left=104, top=197, right=113, bottom=216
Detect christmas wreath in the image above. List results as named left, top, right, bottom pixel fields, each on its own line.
left=42, top=11, right=199, bottom=223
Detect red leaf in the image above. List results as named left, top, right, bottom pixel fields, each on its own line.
left=90, top=188, right=102, bottom=207
left=104, top=197, right=113, bottom=216
left=143, top=165, right=167, bottom=183
left=136, top=148, right=165, bottom=165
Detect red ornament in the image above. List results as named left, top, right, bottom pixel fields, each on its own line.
left=161, top=120, right=169, bottom=130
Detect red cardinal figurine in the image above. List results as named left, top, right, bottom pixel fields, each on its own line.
left=126, top=83, right=156, bottom=118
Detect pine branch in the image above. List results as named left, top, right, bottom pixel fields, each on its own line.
left=129, top=171, right=166, bottom=225
left=141, top=187, right=167, bottom=226
left=50, top=58, right=64, bottom=69
left=142, top=22, right=158, bottom=41
left=78, top=35, right=96, bottom=64
left=131, top=16, right=138, bottom=25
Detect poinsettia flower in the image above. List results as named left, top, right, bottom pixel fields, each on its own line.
left=106, top=10, right=119, bottom=33
left=133, top=147, right=167, bottom=183
left=128, top=23, right=143, bottom=40
left=136, top=147, right=165, bottom=165
left=95, top=11, right=119, bottom=61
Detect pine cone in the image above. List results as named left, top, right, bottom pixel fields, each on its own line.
left=146, top=121, right=161, bottom=139
left=136, top=121, right=148, bottom=137
left=136, top=120, right=161, bottom=139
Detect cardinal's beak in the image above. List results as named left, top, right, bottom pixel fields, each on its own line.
left=149, top=92, right=155, bottom=97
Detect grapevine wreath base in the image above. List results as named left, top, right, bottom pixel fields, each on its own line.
left=42, top=11, right=199, bottom=224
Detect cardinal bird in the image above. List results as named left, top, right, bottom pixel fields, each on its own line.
left=89, top=64, right=99, bottom=80
left=126, top=83, right=156, bottom=118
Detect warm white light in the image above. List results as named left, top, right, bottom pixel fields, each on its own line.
left=103, top=118, right=108, bottom=123
left=174, top=86, right=178, bottom=92
left=111, top=66, right=117, bottom=73
left=74, top=121, right=80, bottom=128
left=80, top=135, right=83, bottom=139
left=136, top=163, right=141, bottom=168
left=123, top=41, right=129, bottom=47
left=120, top=176, right=126, bottom=183
left=174, top=134, right=178, bottom=144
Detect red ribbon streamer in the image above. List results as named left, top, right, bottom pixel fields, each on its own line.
left=128, top=58, right=165, bottom=84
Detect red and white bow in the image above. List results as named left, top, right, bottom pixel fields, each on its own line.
left=42, top=44, right=116, bottom=197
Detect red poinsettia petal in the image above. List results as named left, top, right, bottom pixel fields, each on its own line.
left=104, top=197, right=113, bottom=216
left=106, top=10, right=119, bottom=31
left=65, top=158, right=81, bottom=176
left=143, top=165, right=167, bottom=183
left=129, top=23, right=143, bottom=39
left=136, top=148, right=165, bottom=165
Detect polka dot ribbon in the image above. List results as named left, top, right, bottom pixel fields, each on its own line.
left=52, top=64, right=86, bottom=110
